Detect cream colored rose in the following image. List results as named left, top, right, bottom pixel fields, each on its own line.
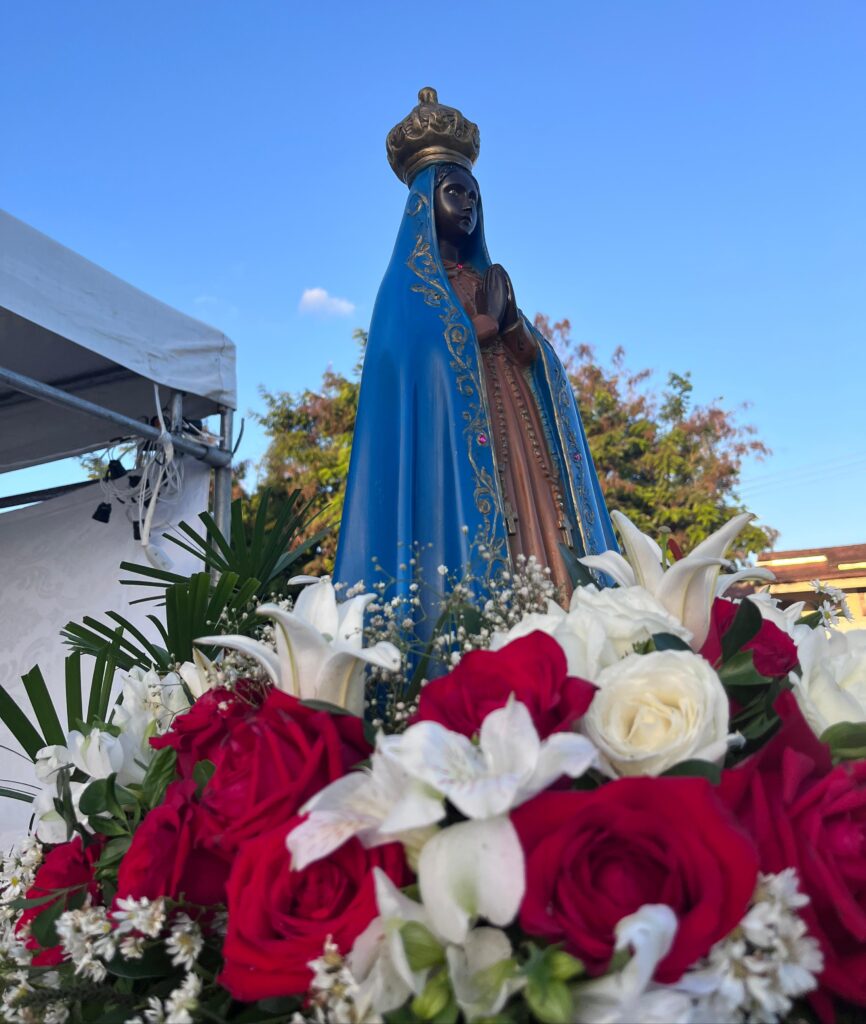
left=582, top=650, right=730, bottom=776
left=568, top=585, right=693, bottom=656
left=792, top=628, right=866, bottom=736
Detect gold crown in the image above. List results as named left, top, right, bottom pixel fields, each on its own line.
left=386, top=87, right=480, bottom=185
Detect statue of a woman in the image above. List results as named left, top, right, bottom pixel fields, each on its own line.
left=335, top=88, right=616, bottom=625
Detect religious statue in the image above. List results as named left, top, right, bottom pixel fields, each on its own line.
left=335, top=88, right=617, bottom=625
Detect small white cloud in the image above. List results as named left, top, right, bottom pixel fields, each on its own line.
left=299, top=287, right=355, bottom=317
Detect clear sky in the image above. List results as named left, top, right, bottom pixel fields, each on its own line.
left=2, top=1, right=864, bottom=550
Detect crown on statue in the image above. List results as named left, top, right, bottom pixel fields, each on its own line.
left=386, top=87, right=480, bottom=185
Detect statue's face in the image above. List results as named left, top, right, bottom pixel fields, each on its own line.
left=434, top=167, right=479, bottom=246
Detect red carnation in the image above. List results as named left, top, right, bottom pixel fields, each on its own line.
left=702, top=597, right=798, bottom=678
left=414, top=631, right=595, bottom=739
left=220, top=819, right=409, bottom=1001
left=513, top=777, right=758, bottom=981
left=17, top=836, right=104, bottom=965
left=721, top=692, right=866, bottom=1013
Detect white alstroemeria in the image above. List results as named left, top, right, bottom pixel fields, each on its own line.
left=34, top=744, right=71, bottom=784
left=350, top=869, right=522, bottom=1020
left=573, top=905, right=694, bottom=1024
left=580, top=510, right=756, bottom=651
left=396, top=698, right=599, bottom=820
left=791, top=627, right=866, bottom=736
left=197, top=577, right=400, bottom=715
left=288, top=733, right=444, bottom=871
left=582, top=650, right=731, bottom=777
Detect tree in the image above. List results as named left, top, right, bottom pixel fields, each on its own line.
left=252, top=320, right=774, bottom=569
left=534, top=315, right=775, bottom=558
left=252, top=330, right=364, bottom=573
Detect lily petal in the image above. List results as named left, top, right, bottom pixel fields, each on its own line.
left=293, top=577, right=340, bottom=638
left=194, top=634, right=282, bottom=686
left=418, top=816, right=525, bottom=944
left=579, top=551, right=637, bottom=589
left=611, top=511, right=665, bottom=592
left=715, top=566, right=775, bottom=597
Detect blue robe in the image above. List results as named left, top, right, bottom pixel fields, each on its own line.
left=335, top=164, right=617, bottom=626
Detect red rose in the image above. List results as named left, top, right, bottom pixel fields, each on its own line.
left=220, top=819, right=408, bottom=1001
left=17, top=836, right=103, bottom=965
left=513, top=778, right=758, bottom=981
left=702, top=597, right=798, bottom=677
left=150, top=681, right=263, bottom=778
left=720, top=692, right=866, bottom=1012
left=116, top=780, right=229, bottom=906
left=414, top=632, right=595, bottom=739
left=198, top=689, right=371, bottom=857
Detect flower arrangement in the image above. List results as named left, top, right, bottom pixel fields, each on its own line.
left=1, top=507, right=865, bottom=1023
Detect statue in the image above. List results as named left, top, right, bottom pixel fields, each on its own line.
left=335, top=88, right=617, bottom=627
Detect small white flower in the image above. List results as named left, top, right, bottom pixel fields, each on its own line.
left=112, top=895, right=167, bottom=938
left=164, top=972, right=201, bottom=1023
left=165, top=913, right=203, bottom=970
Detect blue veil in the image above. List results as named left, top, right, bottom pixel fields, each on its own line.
left=334, top=164, right=617, bottom=624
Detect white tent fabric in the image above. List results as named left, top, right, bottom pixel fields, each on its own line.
left=0, top=209, right=236, bottom=471
left=0, top=461, right=211, bottom=847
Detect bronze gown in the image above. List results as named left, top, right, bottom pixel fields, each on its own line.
left=445, top=260, right=575, bottom=602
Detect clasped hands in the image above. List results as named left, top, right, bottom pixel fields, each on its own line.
left=476, top=263, right=520, bottom=334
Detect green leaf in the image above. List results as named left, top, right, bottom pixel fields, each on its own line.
left=651, top=632, right=691, bottom=652
left=661, top=759, right=722, bottom=784
left=96, top=835, right=133, bottom=873
left=0, top=786, right=35, bottom=803
left=65, top=654, right=83, bottom=732
left=525, top=977, right=574, bottom=1024
left=20, top=665, right=66, bottom=748
left=721, top=597, right=763, bottom=662
left=411, top=970, right=453, bottom=1020
left=105, top=944, right=173, bottom=978
left=141, top=746, right=177, bottom=808
left=89, top=816, right=129, bottom=837
left=193, top=758, right=216, bottom=796
left=29, top=893, right=66, bottom=948
left=0, top=682, right=47, bottom=760
left=719, top=649, right=770, bottom=687
left=820, top=721, right=866, bottom=761
left=546, top=949, right=585, bottom=982
left=401, top=921, right=446, bottom=971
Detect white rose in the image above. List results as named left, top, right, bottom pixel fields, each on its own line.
left=490, top=600, right=617, bottom=681
left=582, top=650, right=730, bottom=776
left=792, top=628, right=866, bottom=736
left=569, top=585, right=693, bottom=656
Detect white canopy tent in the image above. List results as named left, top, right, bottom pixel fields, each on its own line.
left=0, top=209, right=236, bottom=524
left=0, top=210, right=239, bottom=843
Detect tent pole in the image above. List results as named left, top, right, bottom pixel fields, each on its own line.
left=213, top=408, right=233, bottom=545
left=0, top=365, right=231, bottom=468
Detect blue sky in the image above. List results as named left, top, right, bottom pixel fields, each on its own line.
left=2, top=1, right=864, bottom=549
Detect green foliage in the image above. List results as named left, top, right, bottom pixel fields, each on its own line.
left=820, top=721, right=866, bottom=762
left=252, top=330, right=365, bottom=572
left=536, top=316, right=776, bottom=559
left=250, top=321, right=774, bottom=570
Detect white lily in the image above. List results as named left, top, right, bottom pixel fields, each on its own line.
left=580, top=510, right=757, bottom=650
left=572, top=905, right=695, bottom=1024
left=196, top=577, right=400, bottom=716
